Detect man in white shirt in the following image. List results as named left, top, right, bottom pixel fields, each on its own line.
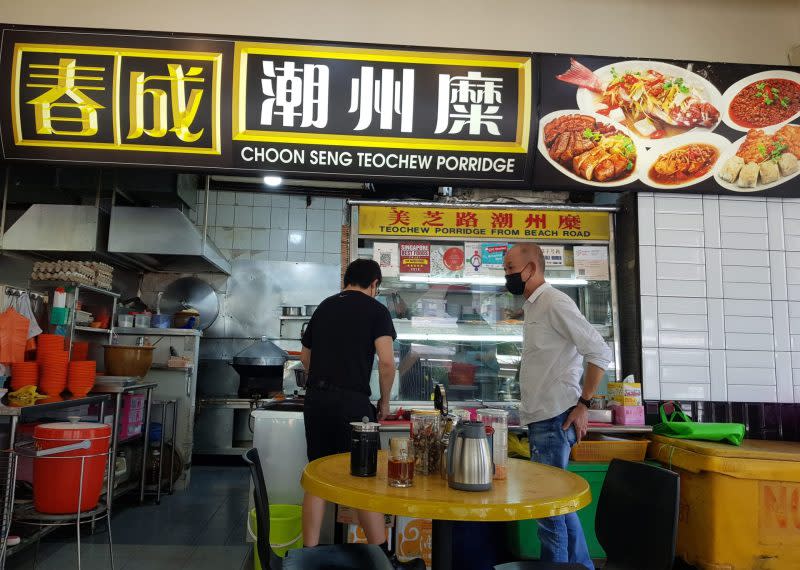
left=504, top=243, right=612, bottom=569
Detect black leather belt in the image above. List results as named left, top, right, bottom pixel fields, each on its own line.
left=308, top=380, right=367, bottom=396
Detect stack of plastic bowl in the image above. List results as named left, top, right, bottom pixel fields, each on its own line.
left=37, top=334, right=66, bottom=355
left=67, top=361, right=96, bottom=397
left=38, top=351, right=69, bottom=395
left=10, top=362, right=39, bottom=391
left=71, top=341, right=90, bottom=361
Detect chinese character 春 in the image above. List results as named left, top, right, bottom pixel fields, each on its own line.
left=388, top=208, right=410, bottom=226
left=491, top=212, right=513, bottom=229
left=128, top=64, right=205, bottom=142
left=422, top=210, right=444, bottom=227
left=525, top=213, right=546, bottom=229
left=435, top=71, right=503, bottom=136
left=558, top=215, right=582, bottom=230
left=26, top=58, right=105, bottom=136
left=261, top=61, right=329, bottom=128
left=455, top=212, right=478, bottom=228
left=348, top=67, right=414, bottom=132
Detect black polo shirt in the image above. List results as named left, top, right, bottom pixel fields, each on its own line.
left=301, top=290, right=396, bottom=396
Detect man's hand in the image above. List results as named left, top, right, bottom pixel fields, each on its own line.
left=562, top=404, right=589, bottom=443
left=377, top=398, right=390, bottom=421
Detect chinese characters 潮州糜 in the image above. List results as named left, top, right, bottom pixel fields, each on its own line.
left=261, top=61, right=329, bottom=128
left=254, top=59, right=506, bottom=137
left=435, top=71, right=503, bottom=136
left=349, top=66, right=415, bottom=133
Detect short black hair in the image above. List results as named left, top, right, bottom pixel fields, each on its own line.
left=344, top=258, right=382, bottom=289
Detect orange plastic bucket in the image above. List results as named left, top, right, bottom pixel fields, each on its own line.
left=33, top=422, right=111, bottom=514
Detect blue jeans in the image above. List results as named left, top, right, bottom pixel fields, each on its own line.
left=528, top=409, right=594, bottom=569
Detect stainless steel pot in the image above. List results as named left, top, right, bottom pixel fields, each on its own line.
left=282, top=306, right=302, bottom=317
left=304, top=304, right=318, bottom=316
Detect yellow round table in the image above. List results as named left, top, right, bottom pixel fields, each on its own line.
left=301, top=451, right=591, bottom=569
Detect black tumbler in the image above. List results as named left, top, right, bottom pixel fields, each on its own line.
left=350, top=417, right=380, bottom=477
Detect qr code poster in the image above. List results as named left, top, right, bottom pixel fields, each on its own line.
left=573, top=246, right=609, bottom=281
left=373, top=242, right=400, bottom=277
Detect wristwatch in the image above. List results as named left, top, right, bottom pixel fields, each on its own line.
left=577, top=396, right=592, bottom=409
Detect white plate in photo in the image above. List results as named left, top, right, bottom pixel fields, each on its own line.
left=720, top=69, right=800, bottom=132
left=537, top=109, right=641, bottom=188
left=639, top=132, right=731, bottom=190
left=575, top=60, right=723, bottom=147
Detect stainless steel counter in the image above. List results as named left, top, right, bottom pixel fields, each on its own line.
left=0, top=394, right=110, bottom=417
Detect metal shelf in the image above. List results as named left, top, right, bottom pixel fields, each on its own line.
left=30, top=281, right=119, bottom=298
left=74, top=326, right=112, bottom=334
left=114, top=327, right=202, bottom=337
left=280, top=316, right=311, bottom=320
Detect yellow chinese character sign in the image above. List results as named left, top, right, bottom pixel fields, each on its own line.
left=357, top=206, right=610, bottom=241
left=10, top=42, right=222, bottom=155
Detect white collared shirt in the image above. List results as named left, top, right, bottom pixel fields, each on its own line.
left=519, top=283, right=612, bottom=425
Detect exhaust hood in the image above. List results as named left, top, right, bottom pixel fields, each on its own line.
left=107, top=207, right=231, bottom=274
left=1, top=204, right=230, bottom=275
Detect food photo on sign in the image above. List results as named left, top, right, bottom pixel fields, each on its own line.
left=534, top=54, right=800, bottom=196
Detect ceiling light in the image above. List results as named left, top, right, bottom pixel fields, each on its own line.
left=263, top=175, right=282, bottom=187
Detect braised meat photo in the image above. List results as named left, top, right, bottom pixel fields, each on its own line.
left=542, top=113, right=637, bottom=183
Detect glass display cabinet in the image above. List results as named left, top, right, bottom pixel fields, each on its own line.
left=349, top=201, right=620, bottom=419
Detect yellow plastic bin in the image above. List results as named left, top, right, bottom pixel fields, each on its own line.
left=649, top=435, right=800, bottom=570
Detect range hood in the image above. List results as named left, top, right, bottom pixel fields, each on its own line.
left=1, top=204, right=231, bottom=275
left=107, top=207, right=231, bottom=274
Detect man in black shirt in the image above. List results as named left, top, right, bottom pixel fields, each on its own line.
left=300, top=259, right=422, bottom=569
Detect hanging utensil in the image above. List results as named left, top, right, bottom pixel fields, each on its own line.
left=161, top=277, right=219, bottom=330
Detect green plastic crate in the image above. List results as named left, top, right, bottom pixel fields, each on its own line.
left=508, top=462, right=607, bottom=559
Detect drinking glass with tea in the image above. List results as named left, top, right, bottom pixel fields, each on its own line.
left=388, top=437, right=414, bottom=488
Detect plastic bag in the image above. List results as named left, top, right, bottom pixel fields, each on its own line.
left=508, top=433, right=531, bottom=459
left=653, top=401, right=745, bottom=446
left=15, top=293, right=42, bottom=339
left=0, top=307, right=30, bottom=363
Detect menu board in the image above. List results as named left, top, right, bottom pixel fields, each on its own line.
left=399, top=242, right=430, bottom=273
left=534, top=54, right=800, bottom=196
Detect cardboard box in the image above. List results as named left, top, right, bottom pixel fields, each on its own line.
left=607, top=382, right=642, bottom=398
left=610, top=395, right=642, bottom=406
left=396, top=517, right=432, bottom=569
left=613, top=405, right=645, bottom=426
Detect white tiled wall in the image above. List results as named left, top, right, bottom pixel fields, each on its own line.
left=639, top=193, right=794, bottom=403
left=188, top=191, right=345, bottom=264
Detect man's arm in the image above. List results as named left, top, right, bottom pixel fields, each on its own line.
left=374, top=335, right=395, bottom=420
left=549, top=298, right=613, bottom=442
left=300, top=346, right=311, bottom=374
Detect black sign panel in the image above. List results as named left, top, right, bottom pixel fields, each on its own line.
left=534, top=54, right=800, bottom=196
left=0, top=25, right=534, bottom=187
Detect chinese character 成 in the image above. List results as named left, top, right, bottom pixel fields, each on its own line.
left=422, top=210, right=444, bottom=227
left=525, top=213, right=546, bottom=229
left=348, top=67, right=415, bottom=132
left=435, top=71, right=503, bottom=136
left=128, top=64, right=205, bottom=142
left=558, top=215, right=582, bottom=231
left=491, top=212, right=513, bottom=229
left=455, top=212, right=478, bottom=228
left=388, top=208, right=410, bottom=226
left=261, top=61, right=329, bottom=128
left=26, top=58, right=106, bottom=136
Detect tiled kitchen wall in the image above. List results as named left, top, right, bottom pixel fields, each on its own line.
left=187, top=190, right=346, bottom=264
left=639, top=193, right=800, bottom=404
